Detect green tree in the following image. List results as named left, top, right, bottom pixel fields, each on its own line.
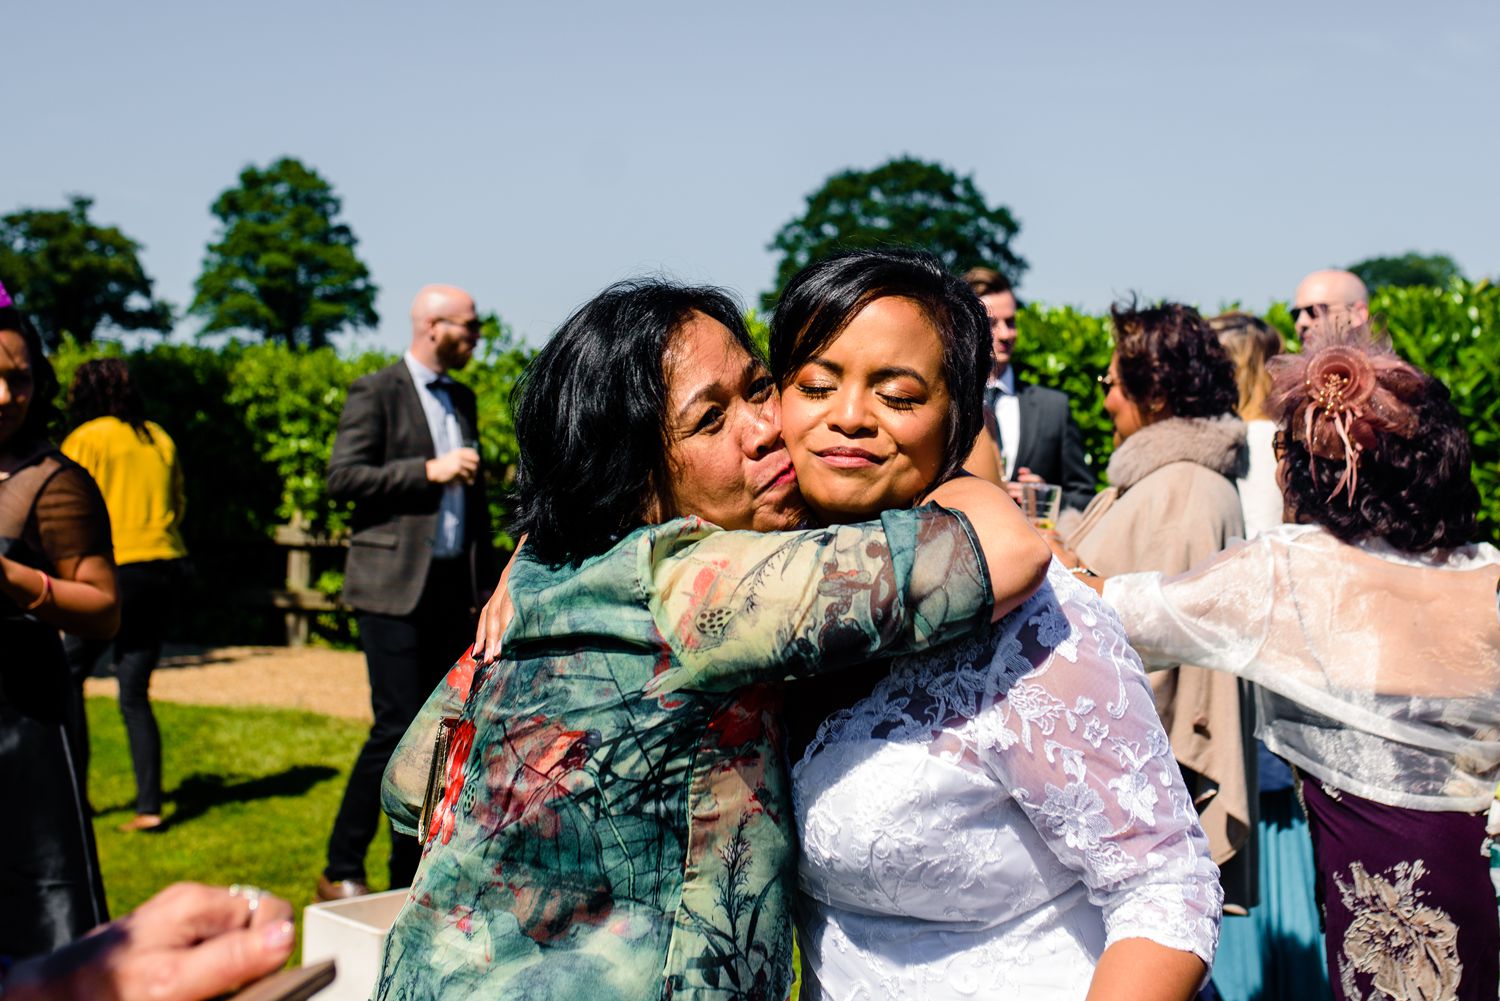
left=1348, top=252, right=1466, bottom=291
left=0, top=195, right=173, bottom=347
left=191, top=157, right=378, bottom=349
left=762, top=156, right=1026, bottom=310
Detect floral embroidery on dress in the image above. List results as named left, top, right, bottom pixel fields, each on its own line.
left=1335, top=859, right=1461, bottom=1001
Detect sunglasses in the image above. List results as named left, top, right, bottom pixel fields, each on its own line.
left=1289, top=303, right=1338, bottom=324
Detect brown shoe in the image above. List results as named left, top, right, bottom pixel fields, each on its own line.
left=117, top=814, right=165, bottom=833
left=316, top=874, right=371, bottom=902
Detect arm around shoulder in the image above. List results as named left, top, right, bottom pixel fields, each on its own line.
left=924, top=474, right=1050, bottom=621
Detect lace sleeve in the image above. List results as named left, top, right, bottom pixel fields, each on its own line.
left=968, top=566, right=1223, bottom=965
left=1102, top=534, right=1276, bottom=675
left=645, top=504, right=991, bottom=695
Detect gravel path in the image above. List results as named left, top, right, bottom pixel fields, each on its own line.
left=83, top=644, right=372, bottom=721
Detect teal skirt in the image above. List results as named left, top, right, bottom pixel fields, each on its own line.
left=1212, top=785, right=1331, bottom=1001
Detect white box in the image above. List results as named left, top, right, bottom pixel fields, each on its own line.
left=302, top=890, right=408, bottom=1001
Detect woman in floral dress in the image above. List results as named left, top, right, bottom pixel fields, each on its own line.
left=374, top=279, right=1050, bottom=1000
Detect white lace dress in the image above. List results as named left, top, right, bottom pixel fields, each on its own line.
left=791, top=561, right=1223, bottom=1000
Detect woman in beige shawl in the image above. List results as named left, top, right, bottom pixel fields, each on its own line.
left=1056, top=301, right=1257, bottom=916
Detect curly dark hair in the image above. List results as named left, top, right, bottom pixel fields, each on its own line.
left=1111, top=300, right=1239, bottom=419
left=0, top=305, right=59, bottom=450
left=69, top=358, right=154, bottom=442
left=1280, top=374, right=1478, bottom=552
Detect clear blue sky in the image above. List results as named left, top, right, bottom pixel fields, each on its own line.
left=9, top=0, right=1498, bottom=349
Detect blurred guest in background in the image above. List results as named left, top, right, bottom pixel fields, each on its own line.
left=63, top=358, right=190, bottom=834
left=1205, top=311, right=1329, bottom=1001
left=961, top=267, right=1095, bottom=512
left=1211, top=311, right=1285, bottom=538
left=1291, top=269, right=1368, bottom=338
left=1102, top=323, right=1499, bottom=1000
left=0, top=288, right=118, bottom=956
left=318, top=284, right=495, bottom=901
left=1057, top=300, right=1258, bottom=919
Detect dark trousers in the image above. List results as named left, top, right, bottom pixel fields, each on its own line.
left=65, top=558, right=181, bottom=816
left=325, top=558, right=476, bottom=886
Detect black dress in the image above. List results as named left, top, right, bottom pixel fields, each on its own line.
left=0, top=443, right=111, bottom=957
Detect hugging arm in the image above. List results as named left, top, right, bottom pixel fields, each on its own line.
left=647, top=493, right=1047, bottom=696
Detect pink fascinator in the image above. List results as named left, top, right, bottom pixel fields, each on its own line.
left=0, top=279, right=12, bottom=309
left=1266, top=322, right=1423, bottom=504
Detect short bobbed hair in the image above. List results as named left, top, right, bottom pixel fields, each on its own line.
left=71, top=358, right=154, bottom=441
left=1280, top=370, right=1478, bottom=553
left=0, top=306, right=59, bottom=451
left=1111, top=300, right=1239, bottom=419
left=769, top=248, right=991, bottom=491
left=510, top=279, right=756, bottom=567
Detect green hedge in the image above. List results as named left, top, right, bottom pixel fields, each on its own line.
left=1012, top=279, right=1500, bottom=543
left=49, top=319, right=533, bottom=644
left=46, top=280, right=1498, bottom=644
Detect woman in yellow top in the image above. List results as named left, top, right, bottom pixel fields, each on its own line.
left=62, top=358, right=188, bottom=833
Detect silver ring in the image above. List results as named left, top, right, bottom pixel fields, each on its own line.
left=229, top=883, right=265, bottom=920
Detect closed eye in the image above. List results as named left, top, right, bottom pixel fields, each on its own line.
left=880, top=394, right=919, bottom=411
left=693, top=407, right=725, bottom=434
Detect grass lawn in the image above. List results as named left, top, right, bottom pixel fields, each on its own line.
left=86, top=696, right=390, bottom=961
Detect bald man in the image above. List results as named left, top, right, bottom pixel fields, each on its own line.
left=1291, top=269, right=1369, bottom=337
left=318, top=285, right=496, bottom=900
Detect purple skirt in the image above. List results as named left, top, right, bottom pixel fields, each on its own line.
left=1300, top=776, right=1498, bottom=1001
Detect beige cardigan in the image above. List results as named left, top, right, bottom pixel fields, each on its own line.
left=1066, top=415, right=1258, bottom=911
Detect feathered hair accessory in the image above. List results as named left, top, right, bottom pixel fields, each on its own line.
left=1266, top=322, right=1423, bottom=505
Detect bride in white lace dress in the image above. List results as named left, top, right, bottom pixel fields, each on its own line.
left=770, top=251, right=1221, bottom=1000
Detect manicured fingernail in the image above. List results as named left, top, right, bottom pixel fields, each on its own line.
left=264, top=920, right=294, bottom=949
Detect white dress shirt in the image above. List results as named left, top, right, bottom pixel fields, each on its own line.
left=403, top=351, right=467, bottom=558
left=986, top=366, right=1021, bottom=479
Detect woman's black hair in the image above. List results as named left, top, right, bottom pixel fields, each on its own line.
left=510, top=279, right=757, bottom=567
left=768, top=248, right=991, bottom=488
left=1280, top=374, right=1478, bottom=552
left=1111, top=300, right=1239, bottom=419
left=0, top=305, right=59, bottom=450
left=70, top=357, right=154, bottom=442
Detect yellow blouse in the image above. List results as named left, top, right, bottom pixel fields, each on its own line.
left=61, top=417, right=187, bottom=565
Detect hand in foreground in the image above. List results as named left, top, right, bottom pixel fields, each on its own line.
left=5, top=882, right=294, bottom=1001
left=426, top=447, right=480, bottom=485
left=473, top=537, right=525, bottom=662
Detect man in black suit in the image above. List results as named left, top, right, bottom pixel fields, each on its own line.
left=962, top=268, right=1096, bottom=513
left=317, top=284, right=496, bottom=900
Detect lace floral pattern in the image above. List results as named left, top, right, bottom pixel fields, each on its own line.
left=794, top=561, right=1221, bottom=998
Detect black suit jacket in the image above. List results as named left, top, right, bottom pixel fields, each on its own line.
left=986, top=379, right=1097, bottom=512
left=328, top=361, right=495, bottom=617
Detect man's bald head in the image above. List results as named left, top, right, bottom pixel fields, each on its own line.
left=410, top=284, right=479, bottom=372
left=1292, top=269, right=1369, bottom=336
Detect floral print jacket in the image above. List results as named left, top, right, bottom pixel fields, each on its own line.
left=375, top=505, right=991, bottom=1001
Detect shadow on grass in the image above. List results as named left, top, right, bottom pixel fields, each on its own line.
left=98, top=765, right=340, bottom=826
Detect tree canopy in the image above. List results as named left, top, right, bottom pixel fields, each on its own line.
left=762, top=156, right=1026, bottom=310
left=191, top=157, right=378, bottom=349
left=0, top=196, right=172, bottom=348
left=1348, top=252, right=1466, bottom=291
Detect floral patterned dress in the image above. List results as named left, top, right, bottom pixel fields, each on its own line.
left=375, top=505, right=992, bottom=1001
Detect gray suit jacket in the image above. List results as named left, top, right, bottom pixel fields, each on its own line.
left=328, top=361, right=495, bottom=617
